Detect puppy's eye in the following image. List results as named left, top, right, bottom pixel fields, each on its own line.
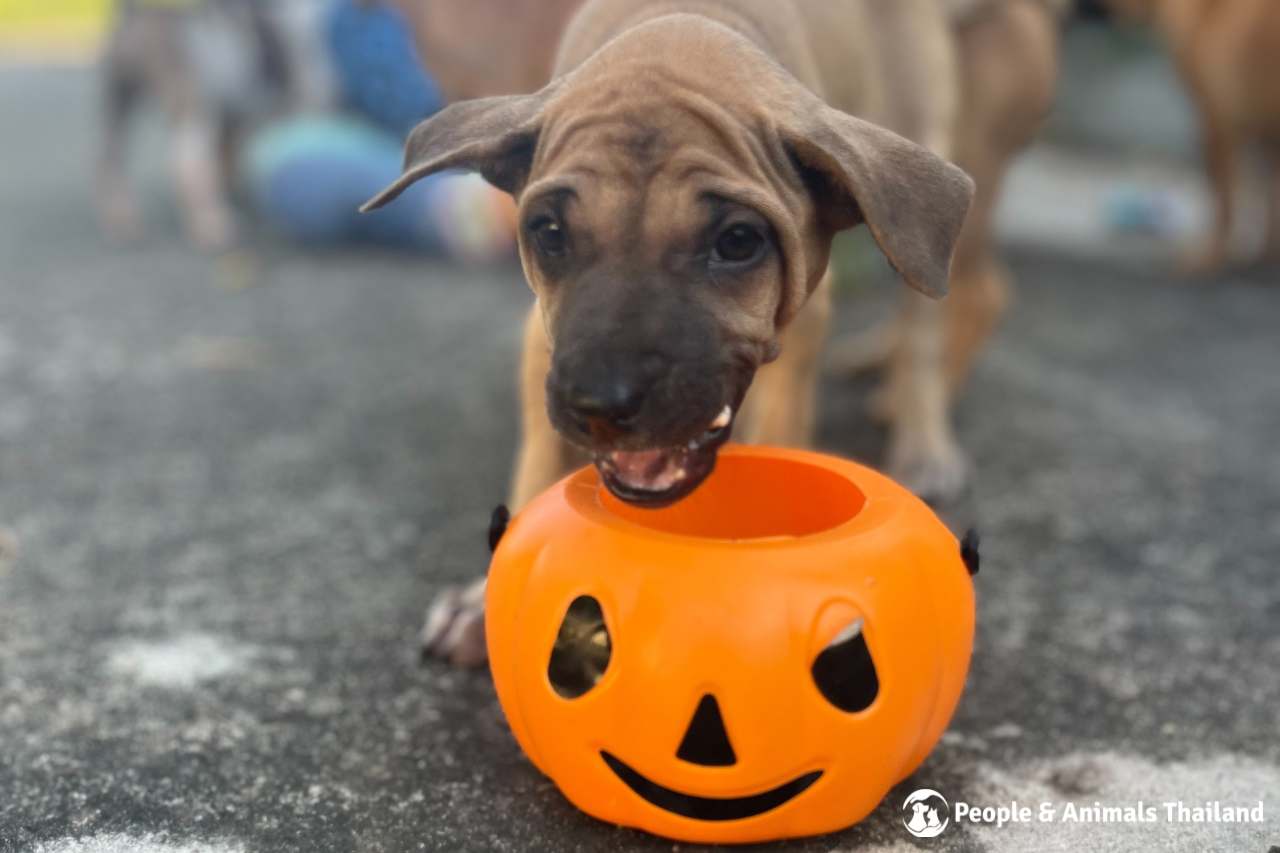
left=711, top=224, right=765, bottom=266
left=529, top=217, right=568, bottom=257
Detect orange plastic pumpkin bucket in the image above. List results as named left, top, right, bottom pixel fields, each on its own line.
left=485, top=445, right=975, bottom=844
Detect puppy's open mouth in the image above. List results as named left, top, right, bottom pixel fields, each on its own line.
left=594, top=405, right=733, bottom=507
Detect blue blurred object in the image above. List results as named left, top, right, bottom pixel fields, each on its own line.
left=247, top=115, right=448, bottom=249
left=243, top=0, right=516, bottom=255
left=326, top=0, right=444, bottom=136
left=1105, top=187, right=1181, bottom=238
left=243, top=0, right=448, bottom=248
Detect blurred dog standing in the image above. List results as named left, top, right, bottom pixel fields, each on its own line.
left=97, top=0, right=298, bottom=250
left=1112, top=0, right=1280, bottom=272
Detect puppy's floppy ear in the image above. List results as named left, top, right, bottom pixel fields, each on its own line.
left=361, top=85, right=554, bottom=212
left=784, top=105, right=975, bottom=299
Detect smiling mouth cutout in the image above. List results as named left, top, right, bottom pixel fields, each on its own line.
left=601, top=752, right=822, bottom=821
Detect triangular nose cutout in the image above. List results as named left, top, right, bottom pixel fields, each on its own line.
left=676, top=694, right=737, bottom=766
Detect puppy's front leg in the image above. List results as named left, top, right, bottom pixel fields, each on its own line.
left=884, top=289, right=967, bottom=502
left=509, top=305, right=588, bottom=507
left=421, top=305, right=583, bottom=666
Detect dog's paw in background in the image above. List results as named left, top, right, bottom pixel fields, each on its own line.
left=886, top=426, right=970, bottom=505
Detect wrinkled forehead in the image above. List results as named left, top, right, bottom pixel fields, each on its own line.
left=522, top=94, right=799, bottom=239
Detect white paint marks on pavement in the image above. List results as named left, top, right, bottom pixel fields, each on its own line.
left=959, top=751, right=1279, bottom=852
left=35, top=834, right=244, bottom=853
left=106, top=633, right=252, bottom=689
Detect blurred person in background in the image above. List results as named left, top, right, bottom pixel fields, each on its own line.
left=243, top=0, right=516, bottom=260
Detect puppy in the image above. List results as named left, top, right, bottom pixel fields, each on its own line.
left=1111, top=0, right=1280, bottom=272
left=370, top=0, right=1059, bottom=665
left=97, top=0, right=293, bottom=250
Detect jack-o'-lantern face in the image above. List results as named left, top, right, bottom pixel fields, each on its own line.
left=486, top=447, right=974, bottom=844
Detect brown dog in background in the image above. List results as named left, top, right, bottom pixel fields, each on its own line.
left=1111, top=0, right=1280, bottom=273
left=376, top=0, right=1060, bottom=665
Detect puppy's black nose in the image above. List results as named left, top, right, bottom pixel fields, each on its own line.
left=563, top=378, right=645, bottom=433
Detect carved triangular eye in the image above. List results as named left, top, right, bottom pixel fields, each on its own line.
left=811, top=618, right=879, bottom=712
left=548, top=596, right=611, bottom=699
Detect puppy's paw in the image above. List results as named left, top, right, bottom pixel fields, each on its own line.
left=886, top=431, right=970, bottom=505
left=420, top=578, right=488, bottom=667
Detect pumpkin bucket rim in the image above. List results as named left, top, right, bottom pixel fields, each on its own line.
left=559, top=445, right=904, bottom=545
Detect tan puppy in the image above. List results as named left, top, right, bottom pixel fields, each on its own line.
left=371, top=0, right=1058, bottom=665
left=1111, top=0, right=1280, bottom=272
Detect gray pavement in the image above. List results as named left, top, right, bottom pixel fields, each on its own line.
left=2, top=66, right=1279, bottom=853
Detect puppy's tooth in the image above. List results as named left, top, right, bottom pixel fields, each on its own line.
left=711, top=405, right=732, bottom=429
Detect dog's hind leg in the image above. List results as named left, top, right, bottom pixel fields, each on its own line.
left=942, top=102, right=1016, bottom=398
left=883, top=288, right=968, bottom=502
left=879, top=0, right=1058, bottom=500
left=945, top=261, right=1011, bottom=392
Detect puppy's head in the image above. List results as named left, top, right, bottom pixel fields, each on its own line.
left=365, top=16, right=973, bottom=506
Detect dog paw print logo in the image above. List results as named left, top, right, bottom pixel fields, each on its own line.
left=902, top=788, right=950, bottom=838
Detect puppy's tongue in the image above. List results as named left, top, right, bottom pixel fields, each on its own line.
left=604, top=447, right=688, bottom=492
